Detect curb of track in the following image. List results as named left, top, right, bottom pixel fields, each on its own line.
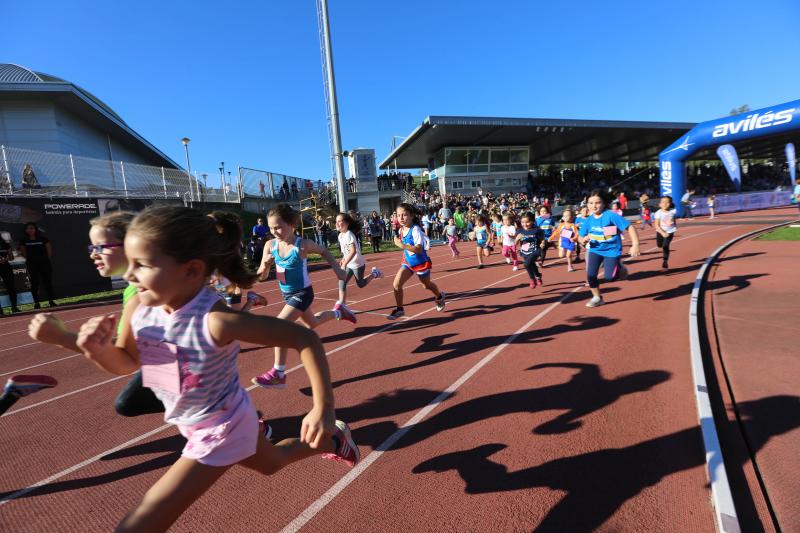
left=689, top=219, right=797, bottom=533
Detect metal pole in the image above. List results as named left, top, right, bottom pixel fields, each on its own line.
left=0, top=145, right=11, bottom=193
left=161, top=167, right=168, bottom=198
left=268, top=172, right=274, bottom=199
left=319, top=0, right=347, bottom=211
left=183, top=143, right=194, bottom=202
left=69, top=154, right=79, bottom=195
left=237, top=166, right=244, bottom=200
left=120, top=161, right=129, bottom=198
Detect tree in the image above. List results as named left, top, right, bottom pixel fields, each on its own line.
left=729, top=104, right=751, bottom=116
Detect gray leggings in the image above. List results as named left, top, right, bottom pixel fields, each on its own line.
left=339, top=265, right=371, bottom=292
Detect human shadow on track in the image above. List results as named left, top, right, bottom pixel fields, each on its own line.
left=303, top=317, right=619, bottom=396
left=609, top=273, right=768, bottom=304
left=690, top=252, right=764, bottom=264
left=412, top=394, right=800, bottom=532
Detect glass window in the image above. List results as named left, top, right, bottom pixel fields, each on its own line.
left=509, top=163, right=528, bottom=172
left=451, top=180, right=464, bottom=189
left=468, top=164, right=489, bottom=174
left=445, top=149, right=469, bottom=165
left=446, top=164, right=469, bottom=175
left=509, top=148, right=528, bottom=164
left=490, top=150, right=510, bottom=163
left=470, top=180, right=482, bottom=188
left=511, top=178, right=521, bottom=186
left=490, top=164, right=509, bottom=173
left=494, top=178, right=504, bottom=186
left=468, top=150, right=489, bottom=165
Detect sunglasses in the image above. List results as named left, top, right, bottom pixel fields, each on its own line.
left=88, top=243, right=124, bottom=255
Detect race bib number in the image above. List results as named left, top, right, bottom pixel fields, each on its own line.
left=602, top=226, right=618, bottom=237
left=521, top=242, right=531, bottom=252
left=561, top=228, right=573, bottom=239
left=138, top=339, right=181, bottom=395
left=276, top=267, right=287, bottom=284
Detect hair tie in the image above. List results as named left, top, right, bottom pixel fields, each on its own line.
left=207, top=214, right=224, bottom=234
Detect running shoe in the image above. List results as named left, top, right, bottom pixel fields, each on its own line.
left=247, top=291, right=267, bottom=306
left=537, top=277, right=543, bottom=286
left=435, top=292, right=446, bottom=312
left=529, top=279, right=537, bottom=289
left=257, top=411, right=274, bottom=441
left=477, top=264, right=483, bottom=269
left=585, top=296, right=605, bottom=308
left=321, top=420, right=360, bottom=467
left=336, top=303, right=357, bottom=324
left=387, top=307, right=405, bottom=320
left=512, top=266, right=519, bottom=272
left=251, top=368, right=287, bottom=389
left=505, top=258, right=512, bottom=264
left=662, top=261, right=669, bottom=270
left=567, top=267, right=576, bottom=272
left=371, top=267, right=383, bottom=280
left=616, top=265, right=629, bottom=281
left=3, top=375, right=58, bottom=398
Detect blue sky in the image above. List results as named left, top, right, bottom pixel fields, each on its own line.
left=3, top=0, right=799, bottom=180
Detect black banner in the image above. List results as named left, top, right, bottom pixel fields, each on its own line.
left=0, top=197, right=162, bottom=299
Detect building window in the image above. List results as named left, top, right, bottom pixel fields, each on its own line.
left=511, top=178, right=521, bottom=186
left=470, top=180, right=482, bottom=188
left=451, top=180, right=464, bottom=189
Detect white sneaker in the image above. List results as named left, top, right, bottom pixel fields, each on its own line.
left=371, top=267, right=383, bottom=279
left=505, top=258, right=512, bottom=264
left=435, top=292, right=446, bottom=312
left=512, top=266, right=519, bottom=271
left=585, top=296, right=605, bottom=308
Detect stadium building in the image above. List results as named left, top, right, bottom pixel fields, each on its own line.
left=379, top=115, right=695, bottom=196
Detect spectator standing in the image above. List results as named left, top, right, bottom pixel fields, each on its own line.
left=368, top=211, right=384, bottom=253
left=680, top=188, right=695, bottom=218
left=21, top=164, right=41, bottom=190
left=618, top=191, right=628, bottom=211
left=290, top=181, right=299, bottom=199
left=258, top=180, right=266, bottom=198
left=0, top=237, right=20, bottom=314
left=19, top=223, right=56, bottom=309
left=252, top=217, right=269, bottom=240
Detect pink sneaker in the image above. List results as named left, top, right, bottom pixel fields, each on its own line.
left=251, top=367, right=286, bottom=389
left=336, top=303, right=357, bottom=324
left=321, top=420, right=360, bottom=467
left=529, top=279, right=537, bottom=289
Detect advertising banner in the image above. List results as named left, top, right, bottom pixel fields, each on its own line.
left=688, top=191, right=792, bottom=216
left=786, top=143, right=796, bottom=185
left=716, top=144, right=741, bottom=192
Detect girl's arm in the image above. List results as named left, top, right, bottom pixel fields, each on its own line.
left=76, top=295, right=141, bottom=375
left=257, top=239, right=275, bottom=280
left=303, top=238, right=346, bottom=280
left=210, top=309, right=335, bottom=446
left=626, top=225, right=640, bottom=257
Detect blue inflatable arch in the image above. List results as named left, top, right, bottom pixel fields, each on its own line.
left=659, top=99, right=800, bottom=216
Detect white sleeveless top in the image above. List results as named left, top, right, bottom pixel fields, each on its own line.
left=132, top=287, right=241, bottom=426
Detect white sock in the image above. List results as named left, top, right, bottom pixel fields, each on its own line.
left=275, top=365, right=286, bottom=376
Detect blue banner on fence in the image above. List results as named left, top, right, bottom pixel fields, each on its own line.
left=716, top=144, right=741, bottom=192
left=786, top=143, right=796, bottom=185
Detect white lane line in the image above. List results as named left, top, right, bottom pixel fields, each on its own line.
left=0, top=354, right=82, bottom=377
left=1, top=375, right=131, bottom=417
left=280, top=285, right=583, bottom=532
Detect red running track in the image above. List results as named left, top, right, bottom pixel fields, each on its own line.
left=0, top=208, right=796, bottom=532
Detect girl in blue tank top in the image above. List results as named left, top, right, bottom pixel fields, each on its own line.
left=252, top=204, right=351, bottom=390
left=388, top=203, right=446, bottom=320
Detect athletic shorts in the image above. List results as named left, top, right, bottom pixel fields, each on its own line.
left=476, top=240, right=488, bottom=249
left=281, top=286, right=315, bottom=311
left=402, top=258, right=432, bottom=277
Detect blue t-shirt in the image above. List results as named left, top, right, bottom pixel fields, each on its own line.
left=574, top=215, right=586, bottom=229
left=578, top=211, right=630, bottom=257
left=536, top=216, right=554, bottom=238
left=252, top=224, right=268, bottom=239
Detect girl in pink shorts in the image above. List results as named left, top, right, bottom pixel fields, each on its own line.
left=500, top=213, right=519, bottom=271
left=76, top=206, right=359, bottom=531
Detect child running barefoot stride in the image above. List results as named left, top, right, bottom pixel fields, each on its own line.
left=473, top=215, right=490, bottom=269
left=515, top=212, right=544, bottom=288
left=253, top=204, right=350, bottom=390
left=578, top=190, right=640, bottom=308
left=335, top=212, right=383, bottom=307
left=654, top=195, right=677, bottom=270
left=76, top=206, right=358, bottom=532
left=500, top=213, right=519, bottom=271
left=28, top=211, right=165, bottom=418
left=388, top=203, right=446, bottom=320
left=549, top=208, right=578, bottom=272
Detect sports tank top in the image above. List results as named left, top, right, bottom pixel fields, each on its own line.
left=272, top=236, right=311, bottom=293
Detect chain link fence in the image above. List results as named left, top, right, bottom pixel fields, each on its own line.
left=0, top=145, right=240, bottom=203
left=238, top=166, right=329, bottom=202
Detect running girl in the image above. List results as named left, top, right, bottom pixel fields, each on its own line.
left=75, top=206, right=358, bottom=531
left=253, top=204, right=350, bottom=389
left=535, top=206, right=555, bottom=267
left=578, top=190, right=640, bottom=307
left=444, top=218, right=460, bottom=258
left=549, top=208, right=578, bottom=272
left=500, top=213, right=519, bottom=271
left=640, top=202, right=653, bottom=230
left=492, top=213, right=503, bottom=254
left=515, top=212, right=544, bottom=288
left=335, top=212, right=382, bottom=307
left=707, top=194, right=716, bottom=220
left=654, top=195, right=677, bottom=270
left=473, top=214, right=490, bottom=269
left=388, top=203, right=446, bottom=319
left=574, top=206, right=589, bottom=263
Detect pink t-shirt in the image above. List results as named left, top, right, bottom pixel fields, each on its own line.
left=655, top=209, right=677, bottom=233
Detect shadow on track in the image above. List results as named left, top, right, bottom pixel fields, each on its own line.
left=412, top=394, right=800, bottom=532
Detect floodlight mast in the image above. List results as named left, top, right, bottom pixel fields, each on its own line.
left=317, top=0, right=347, bottom=211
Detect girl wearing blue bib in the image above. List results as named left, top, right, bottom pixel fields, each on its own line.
left=473, top=215, right=491, bottom=269
left=253, top=204, right=350, bottom=389
left=388, top=203, right=446, bottom=320
left=578, top=191, right=640, bottom=308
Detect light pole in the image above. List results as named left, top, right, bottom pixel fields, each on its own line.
left=181, top=138, right=196, bottom=202
left=318, top=0, right=347, bottom=211
left=218, top=166, right=224, bottom=201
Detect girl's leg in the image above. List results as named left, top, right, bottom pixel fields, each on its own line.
left=353, top=265, right=374, bottom=289
left=117, top=458, right=229, bottom=533
left=239, top=427, right=336, bottom=477
left=337, top=268, right=355, bottom=304
left=418, top=274, right=441, bottom=299
left=603, top=255, right=622, bottom=282
left=523, top=254, right=540, bottom=279
left=566, top=250, right=573, bottom=270
left=540, top=242, right=548, bottom=266
left=663, top=234, right=673, bottom=263
left=509, top=247, right=518, bottom=267
left=273, top=305, right=302, bottom=368
left=392, top=267, right=414, bottom=308
left=476, top=246, right=483, bottom=265
left=586, top=252, right=602, bottom=299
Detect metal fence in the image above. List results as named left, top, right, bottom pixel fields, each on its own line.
left=0, top=145, right=240, bottom=203
left=238, top=166, right=327, bottom=202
